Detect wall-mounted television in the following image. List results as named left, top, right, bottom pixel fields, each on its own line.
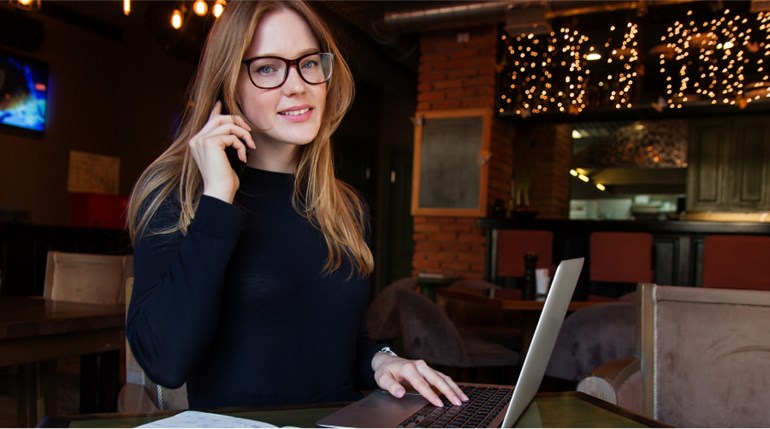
left=0, top=49, right=49, bottom=134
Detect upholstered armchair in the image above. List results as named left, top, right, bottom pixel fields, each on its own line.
left=393, top=286, right=519, bottom=380
left=545, top=299, right=637, bottom=384
left=366, top=277, right=419, bottom=343
left=578, top=284, right=770, bottom=427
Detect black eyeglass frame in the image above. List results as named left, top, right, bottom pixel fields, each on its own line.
left=241, top=52, right=334, bottom=89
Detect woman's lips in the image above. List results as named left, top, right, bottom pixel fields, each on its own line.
left=278, top=106, right=312, bottom=122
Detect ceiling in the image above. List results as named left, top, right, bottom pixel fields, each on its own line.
left=35, top=0, right=721, bottom=75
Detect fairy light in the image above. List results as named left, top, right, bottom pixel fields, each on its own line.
left=171, top=8, right=183, bottom=29
left=500, top=6, right=770, bottom=117
left=193, top=0, right=208, bottom=16
left=659, top=8, right=769, bottom=108
left=212, top=0, right=226, bottom=18
left=499, top=13, right=638, bottom=117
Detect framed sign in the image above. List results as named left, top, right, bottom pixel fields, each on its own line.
left=411, top=108, right=492, bottom=217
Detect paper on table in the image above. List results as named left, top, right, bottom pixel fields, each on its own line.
left=137, top=410, right=278, bottom=428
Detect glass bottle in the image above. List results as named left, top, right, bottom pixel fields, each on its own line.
left=522, top=252, right=538, bottom=300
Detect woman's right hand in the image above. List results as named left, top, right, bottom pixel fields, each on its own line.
left=188, top=101, right=256, bottom=203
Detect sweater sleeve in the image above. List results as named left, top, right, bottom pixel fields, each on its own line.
left=126, top=195, right=245, bottom=388
left=355, top=196, right=380, bottom=390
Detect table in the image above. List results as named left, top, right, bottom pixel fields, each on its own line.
left=41, top=391, right=667, bottom=427
left=0, top=296, right=124, bottom=427
left=436, top=288, right=612, bottom=353
left=416, top=274, right=458, bottom=301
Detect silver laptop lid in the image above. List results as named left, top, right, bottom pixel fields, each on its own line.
left=501, top=257, right=583, bottom=427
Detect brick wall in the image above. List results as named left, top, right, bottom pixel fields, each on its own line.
left=513, top=124, right=572, bottom=219
left=412, top=26, right=569, bottom=280
left=412, top=26, right=506, bottom=280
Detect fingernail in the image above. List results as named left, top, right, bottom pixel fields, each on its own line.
left=394, top=387, right=405, bottom=398
left=434, top=399, right=445, bottom=407
left=452, top=396, right=462, bottom=406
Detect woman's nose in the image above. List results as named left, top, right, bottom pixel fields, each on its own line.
left=282, top=66, right=306, bottom=95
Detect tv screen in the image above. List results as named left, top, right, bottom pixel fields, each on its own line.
left=0, top=49, right=48, bottom=134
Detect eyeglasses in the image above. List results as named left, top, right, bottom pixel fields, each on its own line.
left=242, top=52, right=334, bottom=89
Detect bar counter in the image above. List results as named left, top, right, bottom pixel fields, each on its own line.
left=478, top=217, right=770, bottom=293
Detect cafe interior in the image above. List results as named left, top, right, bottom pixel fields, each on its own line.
left=1, top=0, right=770, bottom=427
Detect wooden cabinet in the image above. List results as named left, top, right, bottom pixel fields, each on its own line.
left=688, top=115, right=770, bottom=211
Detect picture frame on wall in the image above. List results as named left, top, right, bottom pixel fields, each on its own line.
left=411, top=108, right=492, bottom=217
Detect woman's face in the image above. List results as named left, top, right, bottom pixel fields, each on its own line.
left=237, top=8, right=327, bottom=152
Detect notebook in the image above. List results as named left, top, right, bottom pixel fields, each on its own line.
left=317, top=257, right=584, bottom=428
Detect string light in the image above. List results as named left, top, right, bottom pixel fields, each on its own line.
left=499, top=15, right=638, bottom=117
left=171, top=7, right=183, bottom=30
left=500, top=5, right=770, bottom=117
left=166, top=1, right=226, bottom=30
left=212, top=0, right=226, bottom=18
left=658, top=8, right=770, bottom=108
left=10, top=0, right=40, bottom=10
left=193, top=0, right=208, bottom=16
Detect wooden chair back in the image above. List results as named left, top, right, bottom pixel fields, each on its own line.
left=43, top=251, right=133, bottom=305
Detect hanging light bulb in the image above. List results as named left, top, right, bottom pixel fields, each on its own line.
left=123, top=0, right=131, bottom=16
left=171, top=8, right=183, bottom=30
left=212, top=0, right=226, bottom=18
left=193, top=0, right=208, bottom=16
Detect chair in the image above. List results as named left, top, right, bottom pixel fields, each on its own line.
left=44, top=251, right=133, bottom=305
left=41, top=251, right=133, bottom=416
left=588, top=232, right=653, bottom=297
left=118, top=277, right=188, bottom=412
left=366, top=277, right=419, bottom=342
left=545, top=299, right=636, bottom=384
left=393, top=286, right=519, bottom=381
left=578, top=283, right=770, bottom=427
left=702, top=235, right=770, bottom=290
left=494, top=230, right=553, bottom=286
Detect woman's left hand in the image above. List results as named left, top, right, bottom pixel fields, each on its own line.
left=372, top=354, right=469, bottom=407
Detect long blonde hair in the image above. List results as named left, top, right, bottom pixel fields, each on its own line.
left=127, top=0, right=373, bottom=276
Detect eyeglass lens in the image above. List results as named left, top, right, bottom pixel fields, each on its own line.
left=246, top=53, right=333, bottom=89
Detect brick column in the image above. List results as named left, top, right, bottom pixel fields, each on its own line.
left=412, top=26, right=514, bottom=280
left=513, top=124, right=572, bottom=219
left=411, top=26, right=573, bottom=280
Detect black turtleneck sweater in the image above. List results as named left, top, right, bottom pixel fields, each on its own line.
left=126, top=167, right=378, bottom=409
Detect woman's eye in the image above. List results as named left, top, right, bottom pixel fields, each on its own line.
left=255, top=65, right=278, bottom=75
left=301, top=59, right=319, bottom=70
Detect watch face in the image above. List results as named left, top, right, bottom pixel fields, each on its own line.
left=379, top=347, right=397, bottom=357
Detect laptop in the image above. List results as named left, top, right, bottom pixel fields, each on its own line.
left=317, top=257, right=584, bottom=428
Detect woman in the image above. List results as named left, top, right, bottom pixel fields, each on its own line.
left=126, top=0, right=468, bottom=410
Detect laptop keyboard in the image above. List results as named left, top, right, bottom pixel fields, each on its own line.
left=397, top=385, right=513, bottom=428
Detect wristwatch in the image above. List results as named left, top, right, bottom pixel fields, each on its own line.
left=378, top=346, right=398, bottom=358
